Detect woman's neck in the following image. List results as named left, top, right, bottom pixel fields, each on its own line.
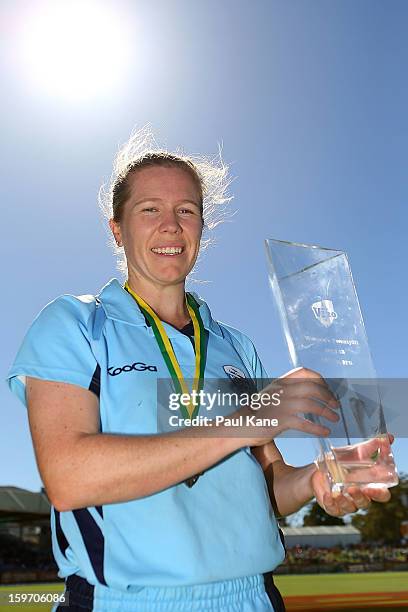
left=126, top=275, right=190, bottom=329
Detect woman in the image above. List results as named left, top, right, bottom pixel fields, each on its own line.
left=7, top=132, right=390, bottom=611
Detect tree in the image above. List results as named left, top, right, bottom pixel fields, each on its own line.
left=303, top=501, right=345, bottom=526
left=351, top=473, right=408, bottom=544
left=277, top=516, right=291, bottom=527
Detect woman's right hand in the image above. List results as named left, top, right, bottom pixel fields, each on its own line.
left=243, top=367, right=340, bottom=447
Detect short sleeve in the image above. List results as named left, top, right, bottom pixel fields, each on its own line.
left=6, top=295, right=98, bottom=408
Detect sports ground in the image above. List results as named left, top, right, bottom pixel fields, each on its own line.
left=275, top=571, right=408, bottom=610
left=0, top=572, right=406, bottom=611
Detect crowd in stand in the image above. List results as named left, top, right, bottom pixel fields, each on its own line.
left=1, top=534, right=407, bottom=581
left=280, top=544, right=408, bottom=572
left=0, top=535, right=56, bottom=574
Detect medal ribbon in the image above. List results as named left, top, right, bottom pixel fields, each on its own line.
left=124, top=282, right=206, bottom=419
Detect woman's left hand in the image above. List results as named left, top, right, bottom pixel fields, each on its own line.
left=311, top=433, right=395, bottom=517
left=311, top=468, right=391, bottom=517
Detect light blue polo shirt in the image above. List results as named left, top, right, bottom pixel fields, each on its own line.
left=7, top=278, right=285, bottom=589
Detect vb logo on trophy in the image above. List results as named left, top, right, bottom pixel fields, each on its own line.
left=312, top=299, right=338, bottom=328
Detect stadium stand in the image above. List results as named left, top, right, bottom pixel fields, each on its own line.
left=0, top=487, right=58, bottom=584
left=0, top=488, right=406, bottom=582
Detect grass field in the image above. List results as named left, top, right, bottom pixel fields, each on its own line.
left=275, top=571, right=408, bottom=610
left=0, top=572, right=407, bottom=611
left=0, top=583, right=63, bottom=612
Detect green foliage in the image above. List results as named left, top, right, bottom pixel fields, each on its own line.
left=303, top=501, right=345, bottom=526
left=351, top=473, right=408, bottom=544
left=278, top=516, right=291, bottom=527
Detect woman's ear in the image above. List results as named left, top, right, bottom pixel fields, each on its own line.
left=109, top=218, right=123, bottom=247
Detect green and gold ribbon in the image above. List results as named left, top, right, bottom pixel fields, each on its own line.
left=124, top=282, right=206, bottom=419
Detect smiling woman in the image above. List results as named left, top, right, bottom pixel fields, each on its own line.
left=7, top=126, right=391, bottom=612
left=18, top=0, right=130, bottom=101
left=109, top=166, right=203, bottom=310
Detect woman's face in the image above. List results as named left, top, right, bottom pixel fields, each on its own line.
left=110, top=165, right=203, bottom=288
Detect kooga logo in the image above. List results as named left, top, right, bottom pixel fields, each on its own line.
left=108, top=362, right=158, bottom=376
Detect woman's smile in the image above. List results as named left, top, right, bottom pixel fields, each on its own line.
left=150, top=245, right=185, bottom=256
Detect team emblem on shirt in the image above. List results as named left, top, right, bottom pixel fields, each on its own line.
left=223, top=365, right=246, bottom=380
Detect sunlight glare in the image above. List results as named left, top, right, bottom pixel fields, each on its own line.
left=20, top=1, right=130, bottom=102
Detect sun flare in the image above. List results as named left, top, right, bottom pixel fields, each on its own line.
left=20, top=1, right=130, bottom=101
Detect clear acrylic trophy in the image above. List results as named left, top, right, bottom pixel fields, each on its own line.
left=265, top=239, right=398, bottom=492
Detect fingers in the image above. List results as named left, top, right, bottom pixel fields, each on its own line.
left=280, top=367, right=326, bottom=382
left=290, top=415, right=332, bottom=437
left=288, top=397, right=340, bottom=423
left=273, top=372, right=339, bottom=408
left=267, top=368, right=340, bottom=413
left=284, top=381, right=339, bottom=409
left=259, top=377, right=340, bottom=437
left=321, top=484, right=391, bottom=518
left=280, top=367, right=335, bottom=394
left=322, top=492, right=350, bottom=516
left=322, top=492, right=356, bottom=516
left=322, top=490, right=369, bottom=516
left=264, top=381, right=339, bottom=413
left=361, top=486, right=391, bottom=503
left=343, top=486, right=372, bottom=510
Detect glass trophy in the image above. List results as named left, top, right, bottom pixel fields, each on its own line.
left=265, top=238, right=398, bottom=492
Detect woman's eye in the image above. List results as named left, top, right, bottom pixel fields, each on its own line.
left=178, top=208, right=194, bottom=214
left=142, top=207, right=158, bottom=213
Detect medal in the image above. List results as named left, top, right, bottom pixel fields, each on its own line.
left=124, top=283, right=207, bottom=487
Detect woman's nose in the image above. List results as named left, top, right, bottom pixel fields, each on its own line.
left=159, top=210, right=182, bottom=233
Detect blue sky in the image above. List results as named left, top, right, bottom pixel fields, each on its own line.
left=1, top=0, right=407, bottom=497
